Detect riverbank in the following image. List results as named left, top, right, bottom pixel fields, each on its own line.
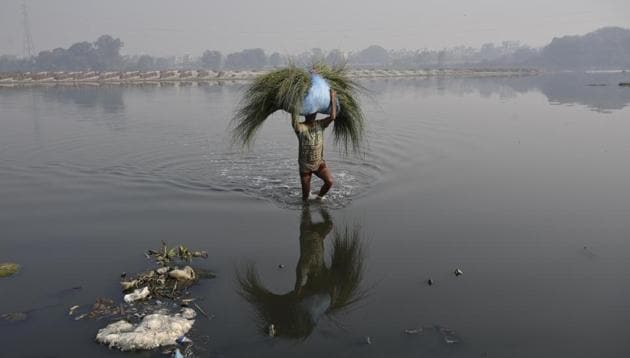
left=0, top=68, right=540, bottom=87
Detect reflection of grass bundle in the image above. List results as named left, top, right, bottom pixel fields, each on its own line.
left=232, top=63, right=365, bottom=153
left=236, top=225, right=365, bottom=339
left=328, top=226, right=364, bottom=311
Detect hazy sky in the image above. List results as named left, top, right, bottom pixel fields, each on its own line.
left=0, top=0, right=628, bottom=56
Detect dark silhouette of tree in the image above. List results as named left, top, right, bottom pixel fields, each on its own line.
left=136, top=55, right=155, bottom=70
left=28, top=35, right=124, bottom=71
left=0, top=28, right=629, bottom=72
left=225, top=48, right=267, bottom=70
left=268, top=52, right=283, bottom=67
left=540, top=27, right=630, bottom=69
left=94, top=35, right=123, bottom=69
left=351, top=45, right=390, bottom=66
left=200, top=50, right=223, bottom=70
left=437, top=50, right=446, bottom=68
left=67, top=42, right=94, bottom=70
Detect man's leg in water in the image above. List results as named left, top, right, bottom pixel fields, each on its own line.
left=300, top=172, right=312, bottom=201
left=314, top=165, right=333, bottom=198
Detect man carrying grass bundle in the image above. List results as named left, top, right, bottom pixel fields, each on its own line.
left=293, top=88, right=337, bottom=202
left=232, top=63, right=365, bottom=204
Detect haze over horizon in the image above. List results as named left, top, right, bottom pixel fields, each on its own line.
left=1, top=0, right=628, bottom=56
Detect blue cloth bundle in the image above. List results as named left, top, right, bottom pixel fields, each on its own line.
left=300, top=74, right=340, bottom=116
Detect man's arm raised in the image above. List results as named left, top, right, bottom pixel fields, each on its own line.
left=291, top=111, right=300, bottom=133
left=321, top=90, right=337, bottom=128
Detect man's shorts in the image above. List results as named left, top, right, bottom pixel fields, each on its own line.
left=299, top=161, right=327, bottom=176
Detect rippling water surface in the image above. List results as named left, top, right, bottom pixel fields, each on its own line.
left=1, top=73, right=630, bottom=357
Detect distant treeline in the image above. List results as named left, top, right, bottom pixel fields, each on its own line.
left=1, top=27, right=629, bottom=73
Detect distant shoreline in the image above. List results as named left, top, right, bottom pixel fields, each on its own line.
left=0, top=68, right=541, bottom=87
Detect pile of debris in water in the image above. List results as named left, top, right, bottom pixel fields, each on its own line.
left=403, top=324, right=460, bottom=344
left=69, top=242, right=215, bottom=357
left=119, top=242, right=213, bottom=302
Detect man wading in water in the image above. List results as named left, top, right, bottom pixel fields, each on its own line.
left=292, top=89, right=337, bottom=202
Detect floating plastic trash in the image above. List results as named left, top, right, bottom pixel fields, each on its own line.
left=68, top=305, right=80, bottom=316
left=95, top=308, right=196, bottom=351
left=124, top=287, right=150, bottom=303
left=169, top=266, right=196, bottom=282
left=1, top=312, right=27, bottom=322
left=120, top=280, right=139, bottom=291
left=268, top=324, right=276, bottom=337
left=403, top=327, right=423, bottom=335
left=180, top=308, right=196, bottom=320
left=176, top=335, right=193, bottom=345
left=454, top=268, right=463, bottom=277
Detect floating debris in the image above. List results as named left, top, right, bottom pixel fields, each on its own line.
left=403, top=327, right=423, bottom=335
left=192, top=251, right=208, bottom=259
left=95, top=308, right=196, bottom=351
left=176, top=335, right=193, bottom=345
left=278, top=264, right=286, bottom=269
left=147, top=242, right=208, bottom=266
left=180, top=308, right=197, bottom=320
left=124, top=287, right=150, bottom=303
left=120, top=243, right=211, bottom=301
left=68, top=305, right=80, bottom=316
left=0, top=263, right=19, bottom=278
left=180, top=298, right=196, bottom=306
left=437, top=326, right=459, bottom=344
left=195, top=268, right=217, bottom=280
left=619, top=82, right=630, bottom=87
left=86, top=298, right=122, bottom=319
left=427, top=278, right=434, bottom=286
left=120, top=280, right=139, bottom=291
left=169, top=266, right=196, bottom=282
left=365, top=336, right=372, bottom=345
left=192, top=303, right=210, bottom=319
left=121, top=267, right=193, bottom=300
left=268, top=324, right=276, bottom=337
left=1, top=312, right=27, bottom=322
left=454, top=268, right=463, bottom=277
left=80, top=242, right=211, bottom=355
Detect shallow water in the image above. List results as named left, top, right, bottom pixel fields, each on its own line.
left=1, top=72, right=630, bottom=357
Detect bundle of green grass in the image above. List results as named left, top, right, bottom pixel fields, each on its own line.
left=232, top=63, right=365, bottom=153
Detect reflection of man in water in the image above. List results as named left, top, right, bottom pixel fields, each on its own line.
left=295, top=206, right=332, bottom=297
left=237, top=205, right=364, bottom=339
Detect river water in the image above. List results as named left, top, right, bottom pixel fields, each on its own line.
left=1, top=72, right=630, bottom=357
